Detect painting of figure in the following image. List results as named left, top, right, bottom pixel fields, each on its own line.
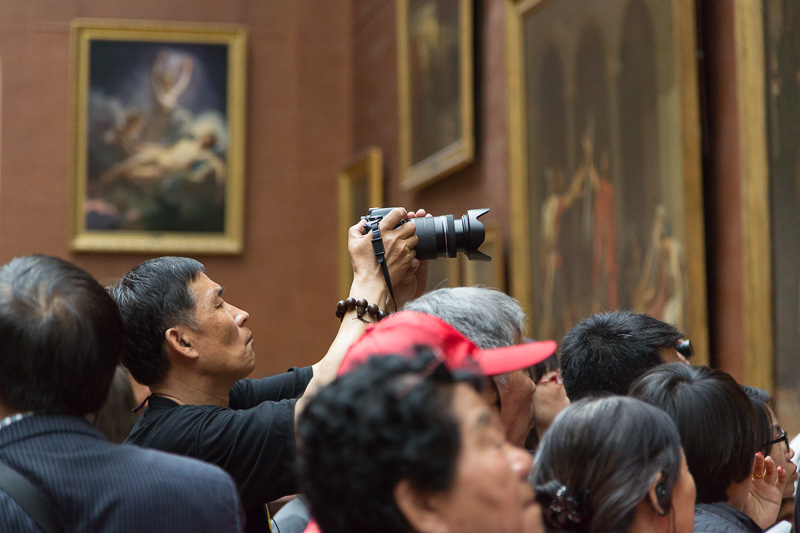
left=397, top=0, right=474, bottom=190
left=508, top=0, right=706, bottom=357
left=765, top=0, right=800, bottom=435
left=70, top=21, right=246, bottom=253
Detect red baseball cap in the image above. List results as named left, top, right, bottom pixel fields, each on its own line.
left=338, top=310, right=557, bottom=377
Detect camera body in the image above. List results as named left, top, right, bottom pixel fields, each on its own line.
left=362, top=207, right=490, bottom=261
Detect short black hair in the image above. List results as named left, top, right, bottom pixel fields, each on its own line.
left=0, top=255, right=122, bottom=416
left=297, top=350, right=481, bottom=533
left=630, top=364, right=757, bottom=504
left=108, top=257, right=205, bottom=386
left=560, top=310, right=683, bottom=400
left=529, top=352, right=560, bottom=384
left=742, top=385, right=774, bottom=456
left=533, top=396, right=683, bottom=532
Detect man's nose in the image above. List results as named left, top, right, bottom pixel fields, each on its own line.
left=234, top=307, right=249, bottom=326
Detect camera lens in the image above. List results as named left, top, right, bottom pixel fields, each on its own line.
left=411, top=208, right=490, bottom=261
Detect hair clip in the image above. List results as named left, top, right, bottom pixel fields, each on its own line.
left=543, top=485, right=582, bottom=529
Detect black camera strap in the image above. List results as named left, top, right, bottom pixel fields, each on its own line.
left=369, top=225, right=398, bottom=312
left=0, top=460, right=63, bottom=533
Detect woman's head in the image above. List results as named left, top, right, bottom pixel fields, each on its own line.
left=743, top=385, right=798, bottom=498
left=298, top=350, right=542, bottom=533
left=629, top=364, right=757, bottom=504
left=532, top=396, right=695, bottom=533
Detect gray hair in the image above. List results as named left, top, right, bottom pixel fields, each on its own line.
left=403, top=286, right=527, bottom=349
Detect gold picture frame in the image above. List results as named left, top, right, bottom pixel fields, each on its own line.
left=506, top=0, right=708, bottom=361
left=337, top=147, right=384, bottom=297
left=397, top=0, right=474, bottom=191
left=69, top=19, right=247, bottom=254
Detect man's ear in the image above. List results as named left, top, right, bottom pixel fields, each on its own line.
left=165, top=326, right=199, bottom=362
left=393, top=479, right=449, bottom=533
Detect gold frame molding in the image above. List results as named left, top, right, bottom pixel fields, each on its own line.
left=397, top=0, right=474, bottom=191
left=337, top=147, right=384, bottom=297
left=734, top=2, right=773, bottom=390
left=506, top=0, right=708, bottom=361
left=69, top=19, right=247, bottom=254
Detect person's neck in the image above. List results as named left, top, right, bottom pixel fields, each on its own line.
left=150, top=373, right=234, bottom=407
left=726, top=480, right=751, bottom=511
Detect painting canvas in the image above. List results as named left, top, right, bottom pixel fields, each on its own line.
left=70, top=20, right=246, bottom=253
left=765, top=0, right=800, bottom=434
left=397, top=0, right=474, bottom=191
left=337, top=147, right=384, bottom=297
left=507, top=0, right=707, bottom=359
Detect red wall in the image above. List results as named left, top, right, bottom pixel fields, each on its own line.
left=0, top=0, right=353, bottom=378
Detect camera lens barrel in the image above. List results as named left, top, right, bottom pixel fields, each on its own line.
left=410, top=208, right=490, bottom=261
left=362, top=207, right=490, bottom=261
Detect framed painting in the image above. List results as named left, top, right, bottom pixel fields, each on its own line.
left=69, top=19, right=247, bottom=254
left=461, top=227, right=505, bottom=290
left=397, top=0, right=474, bottom=191
left=506, top=0, right=708, bottom=361
left=761, top=0, right=800, bottom=434
left=337, top=147, right=384, bottom=297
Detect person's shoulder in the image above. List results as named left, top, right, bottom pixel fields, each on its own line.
left=130, top=445, right=236, bottom=488
left=109, top=445, right=243, bottom=527
left=126, top=402, right=229, bottom=446
left=694, top=503, right=757, bottom=533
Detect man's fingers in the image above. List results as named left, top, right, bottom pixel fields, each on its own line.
left=349, top=219, right=367, bottom=237
left=378, top=207, right=408, bottom=231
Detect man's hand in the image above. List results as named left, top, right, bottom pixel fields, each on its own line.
left=392, top=209, right=430, bottom=306
left=347, top=208, right=430, bottom=305
left=744, top=453, right=786, bottom=529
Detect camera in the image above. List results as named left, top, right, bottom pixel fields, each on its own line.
left=362, top=207, right=491, bottom=261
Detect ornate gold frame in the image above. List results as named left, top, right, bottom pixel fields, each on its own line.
left=734, top=3, right=773, bottom=391
left=337, top=147, right=384, bottom=297
left=506, top=0, right=708, bottom=361
left=69, top=19, right=247, bottom=254
left=396, top=0, right=474, bottom=191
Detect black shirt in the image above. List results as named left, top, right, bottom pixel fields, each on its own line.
left=126, top=366, right=313, bottom=532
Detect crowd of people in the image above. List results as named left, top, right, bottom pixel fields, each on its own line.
left=0, top=206, right=797, bottom=533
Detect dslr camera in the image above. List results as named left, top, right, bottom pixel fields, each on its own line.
left=362, top=207, right=491, bottom=261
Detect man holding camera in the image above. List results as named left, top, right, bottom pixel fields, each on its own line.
left=110, top=207, right=426, bottom=532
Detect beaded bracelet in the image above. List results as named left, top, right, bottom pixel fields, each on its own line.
left=336, top=297, right=389, bottom=323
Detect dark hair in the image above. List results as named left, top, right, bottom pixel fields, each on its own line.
left=630, top=364, right=757, bottom=504
left=108, top=257, right=205, bottom=386
left=529, top=352, right=560, bottom=383
left=742, top=385, right=774, bottom=456
left=0, top=255, right=122, bottom=416
left=560, top=310, right=683, bottom=401
left=297, top=350, right=482, bottom=533
left=533, top=396, right=683, bottom=533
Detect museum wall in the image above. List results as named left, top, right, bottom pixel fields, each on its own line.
left=0, top=0, right=354, bottom=378
left=0, top=0, right=775, bottom=394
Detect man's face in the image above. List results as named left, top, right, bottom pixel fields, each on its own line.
left=496, top=370, right=537, bottom=448
left=187, top=273, right=255, bottom=380
left=429, top=384, right=543, bottom=533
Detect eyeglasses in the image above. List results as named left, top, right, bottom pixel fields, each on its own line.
left=675, top=339, right=694, bottom=359
left=537, top=370, right=563, bottom=386
left=766, top=427, right=789, bottom=451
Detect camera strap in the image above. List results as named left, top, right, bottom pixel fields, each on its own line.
left=369, top=225, right=398, bottom=312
